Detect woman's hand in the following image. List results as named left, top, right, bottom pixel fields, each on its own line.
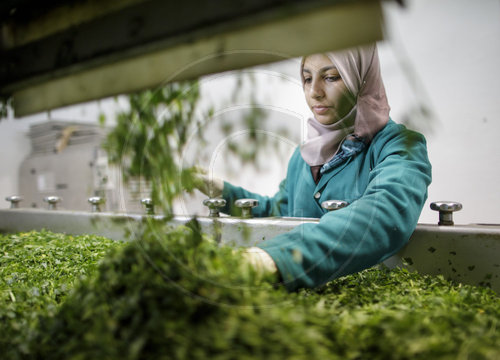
left=193, top=167, right=224, bottom=198
left=241, top=247, right=278, bottom=275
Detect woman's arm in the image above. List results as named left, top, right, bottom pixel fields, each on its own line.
left=258, top=125, right=432, bottom=291
left=221, top=179, right=289, bottom=217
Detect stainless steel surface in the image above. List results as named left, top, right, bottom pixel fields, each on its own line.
left=5, top=195, right=23, bottom=209
left=430, top=201, right=463, bottom=226
left=203, top=198, right=227, bottom=218
left=0, top=208, right=315, bottom=246
left=88, top=196, right=105, bottom=213
left=43, top=195, right=61, bottom=210
left=0, top=208, right=498, bottom=293
left=141, top=198, right=155, bottom=215
left=321, top=200, right=349, bottom=211
left=235, top=198, right=259, bottom=218
left=384, top=223, right=500, bottom=293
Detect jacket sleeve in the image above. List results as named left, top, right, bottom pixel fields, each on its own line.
left=221, top=179, right=289, bottom=217
left=258, top=126, right=432, bottom=291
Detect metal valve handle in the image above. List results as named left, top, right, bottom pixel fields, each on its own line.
left=430, top=201, right=462, bottom=226
left=321, top=200, right=348, bottom=211
left=43, top=196, right=61, bottom=210
left=203, top=198, right=226, bottom=217
left=235, top=198, right=259, bottom=218
left=5, top=195, right=23, bottom=209
left=141, top=198, right=155, bottom=215
left=88, top=196, right=105, bottom=213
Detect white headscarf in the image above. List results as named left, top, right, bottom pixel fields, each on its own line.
left=300, top=44, right=390, bottom=166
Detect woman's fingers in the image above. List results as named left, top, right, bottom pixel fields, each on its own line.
left=192, top=167, right=224, bottom=197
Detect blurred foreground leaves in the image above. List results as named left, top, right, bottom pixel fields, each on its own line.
left=103, top=81, right=207, bottom=216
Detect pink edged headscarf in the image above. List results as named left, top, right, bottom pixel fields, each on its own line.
left=300, top=44, right=390, bottom=166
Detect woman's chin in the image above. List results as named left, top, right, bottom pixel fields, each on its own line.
left=315, top=115, right=337, bottom=125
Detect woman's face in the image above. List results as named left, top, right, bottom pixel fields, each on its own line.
left=302, top=54, right=355, bottom=125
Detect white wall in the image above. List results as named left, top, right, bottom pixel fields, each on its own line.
left=380, top=0, right=500, bottom=224
left=1, top=0, right=499, bottom=224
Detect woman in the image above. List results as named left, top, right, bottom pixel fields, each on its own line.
left=200, top=44, right=432, bottom=291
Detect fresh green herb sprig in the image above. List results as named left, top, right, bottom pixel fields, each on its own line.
left=102, top=81, right=209, bottom=216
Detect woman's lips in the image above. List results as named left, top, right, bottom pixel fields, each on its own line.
left=312, top=106, right=330, bottom=115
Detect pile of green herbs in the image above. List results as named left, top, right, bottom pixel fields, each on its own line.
left=0, top=230, right=124, bottom=359
left=1, top=226, right=499, bottom=359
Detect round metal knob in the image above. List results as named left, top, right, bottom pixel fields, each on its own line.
left=88, top=196, right=105, bottom=213
left=235, top=198, right=259, bottom=218
left=43, top=196, right=61, bottom=210
left=141, top=198, right=155, bottom=215
left=203, top=198, right=226, bottom=217
left=430, top=201, right=462, bottom=226
left=5, top=195, right=23, bottom=209
left=322, top=200, right=348, bottom=211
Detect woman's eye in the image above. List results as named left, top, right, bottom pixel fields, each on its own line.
left=325, top=75, right=341, bottom=82
left=303, top=77, right=312, bottom=84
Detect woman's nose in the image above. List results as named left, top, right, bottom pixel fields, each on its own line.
left=309, top=79, right=324, bottom=99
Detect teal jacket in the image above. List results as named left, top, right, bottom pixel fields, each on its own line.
left=221, top=120, right=432, bottom=291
